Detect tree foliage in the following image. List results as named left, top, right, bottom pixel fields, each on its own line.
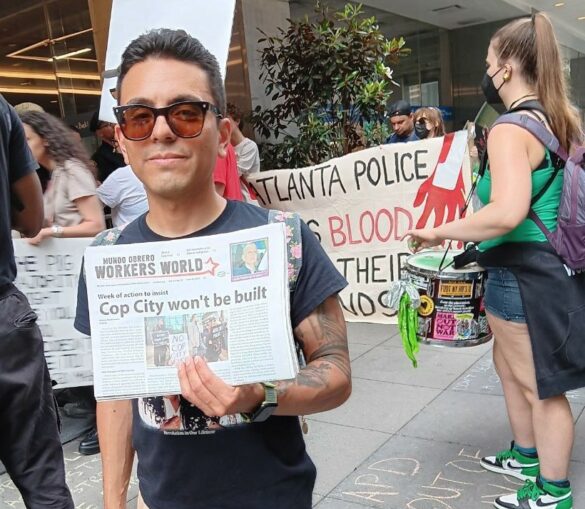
left=251, top=2, right=409, bottom=169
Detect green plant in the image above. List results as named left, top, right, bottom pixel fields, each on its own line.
left=251, top=2, right=409, bottom=169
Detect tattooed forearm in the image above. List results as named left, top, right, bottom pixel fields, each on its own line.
left=291, top=297, right=351, bottom=390
left=276, top=362, right=334, bottom=397
left=276, top=296, right=351, bottom=415
left=274, top=296, right=351, bottom=413
left=295, top=301, right=346, bottom=350
left=296, top=363, right=332, bottom=388
left=308, top=344, right=351, bottom=380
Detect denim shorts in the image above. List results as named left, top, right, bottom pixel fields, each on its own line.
left=484, top=267, right=526, bottom=323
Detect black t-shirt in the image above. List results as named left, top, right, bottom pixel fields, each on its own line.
left=91, top=141, right=125, bottom=182
left=74, top=200, right=348, bottom=509
left=0, top=95, right=39, bottom=286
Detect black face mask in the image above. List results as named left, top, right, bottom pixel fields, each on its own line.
left=414, top=121, right=430, bottom=139
left=481, top=67, right=505, bottom=105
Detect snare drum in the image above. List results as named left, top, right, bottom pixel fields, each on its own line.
left=403, top=251, right=492, bottom=347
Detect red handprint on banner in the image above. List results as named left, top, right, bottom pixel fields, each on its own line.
left=413, top=132, right=468, bottom=248
left=413, top=133, right=468, bottom=243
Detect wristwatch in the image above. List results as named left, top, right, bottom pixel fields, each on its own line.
left=51, top=224, right=64, bottom=237
left=242, top=383, right=278, bottom=423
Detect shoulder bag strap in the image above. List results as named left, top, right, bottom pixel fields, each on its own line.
left=268, top=209, right=303, bottom=292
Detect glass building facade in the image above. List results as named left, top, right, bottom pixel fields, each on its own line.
left=1, top=0, right=583, bottom=134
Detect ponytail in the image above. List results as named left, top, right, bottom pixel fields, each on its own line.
left=533, top=13, right=583, bottom=152
left=493, top=13, right=583, bottom=152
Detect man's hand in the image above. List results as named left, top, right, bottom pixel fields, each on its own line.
left=178, top=356, right=263, bottom=417
left=178, top=296, right=351, bottom=419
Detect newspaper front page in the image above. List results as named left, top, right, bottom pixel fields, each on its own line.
left=84, top=223, right=298, bottom=401
left=13, top=238, right=93, bottom=388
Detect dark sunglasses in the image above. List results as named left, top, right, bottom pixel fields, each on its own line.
left=113, top=100, right=222, bottom=141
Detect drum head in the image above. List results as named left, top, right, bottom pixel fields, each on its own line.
left=406, top=250, right=483, bottom=275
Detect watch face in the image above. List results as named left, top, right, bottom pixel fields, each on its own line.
left=251, top=383, right=278, bottom=422
left=254, top=402, right=277, bottom=423
left=263, top=384, right=277, bottom=405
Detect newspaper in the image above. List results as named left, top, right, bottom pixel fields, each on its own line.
left=13, top=238, right=94, bottom=388
left=84, top=222, right=298, bottom=401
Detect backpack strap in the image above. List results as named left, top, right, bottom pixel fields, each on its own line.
left=90, top=225, right=126, bottom=247
left=83, top=226, right=126, bottom=282
left=492, top=113, right=569, bottom=161
left=268, top=210, right=303, bottom=292
left=491, top=112, right=567, bottom=237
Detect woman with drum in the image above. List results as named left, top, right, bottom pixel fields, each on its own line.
left=405, top=13, right=582, bottom=509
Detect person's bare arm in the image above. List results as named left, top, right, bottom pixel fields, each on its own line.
left=27, top=195, right=105, bottom=244
left=11, top=172, right=43, bottom=237
left=177, top=295, right=351, bottom=417
left=97, top=400, right=134, bottom=509
left=275, top=294, right=351, bottom=414
left=404, top=124, right=539, bottom=249
left=61, top=195, right=105, bottom=237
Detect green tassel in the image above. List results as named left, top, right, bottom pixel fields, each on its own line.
left=398, top=293, right=420, bottom=368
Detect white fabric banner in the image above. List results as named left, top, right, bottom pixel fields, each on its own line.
left=248, top=133, right=472, bottom=324
left=13, top=238, right=93, bottom=388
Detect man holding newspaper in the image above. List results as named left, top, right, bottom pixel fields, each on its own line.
left=74, top=29, right=351, bottom=509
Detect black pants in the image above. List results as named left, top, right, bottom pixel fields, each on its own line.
left=0, top=284, right=73, bottom=508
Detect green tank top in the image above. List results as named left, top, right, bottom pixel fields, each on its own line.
left=476, top=149, right=563, bottom=252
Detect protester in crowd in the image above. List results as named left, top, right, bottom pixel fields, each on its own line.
left=213, top=142, right=243, bottom=200
left=20, top=111, right=105, bottom=245
left=21, top=110, right=105, bottom=457
left=385, top=99, right=418, bottom=144
left=413, top=107, right=446, bottom=139
left=74, top=28, right=351, bottom=509
left=89, top=111, right=126, bottom=183
left=226, top=102, right=260, bottom=202
left=14, top=104, right=52, bottom=192
left=0, top=94, right=74, bottom=508
left=97, top=165, right=148, bottom=227
left=405, top=13, right=583, bottom=509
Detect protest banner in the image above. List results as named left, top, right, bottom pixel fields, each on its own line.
left=13, top=238, right=93, bottom=388
left=248, top=132, right=472, bottom=323
left=84, top=223, right=298, bottom=401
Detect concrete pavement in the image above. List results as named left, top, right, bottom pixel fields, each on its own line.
left=1, top=322, right=583, bottom=508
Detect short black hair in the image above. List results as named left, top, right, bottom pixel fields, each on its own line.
left=117, top=28, right=226, bottom=115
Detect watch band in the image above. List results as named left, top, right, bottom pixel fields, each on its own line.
left=242, top=382, right=277, bottom=423
left=51, top=224, right=64, bottom=237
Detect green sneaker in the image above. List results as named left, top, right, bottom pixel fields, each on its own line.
left=494, top=478, right=572, bottom=509
left=480, top=442, right=539, bottom=481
